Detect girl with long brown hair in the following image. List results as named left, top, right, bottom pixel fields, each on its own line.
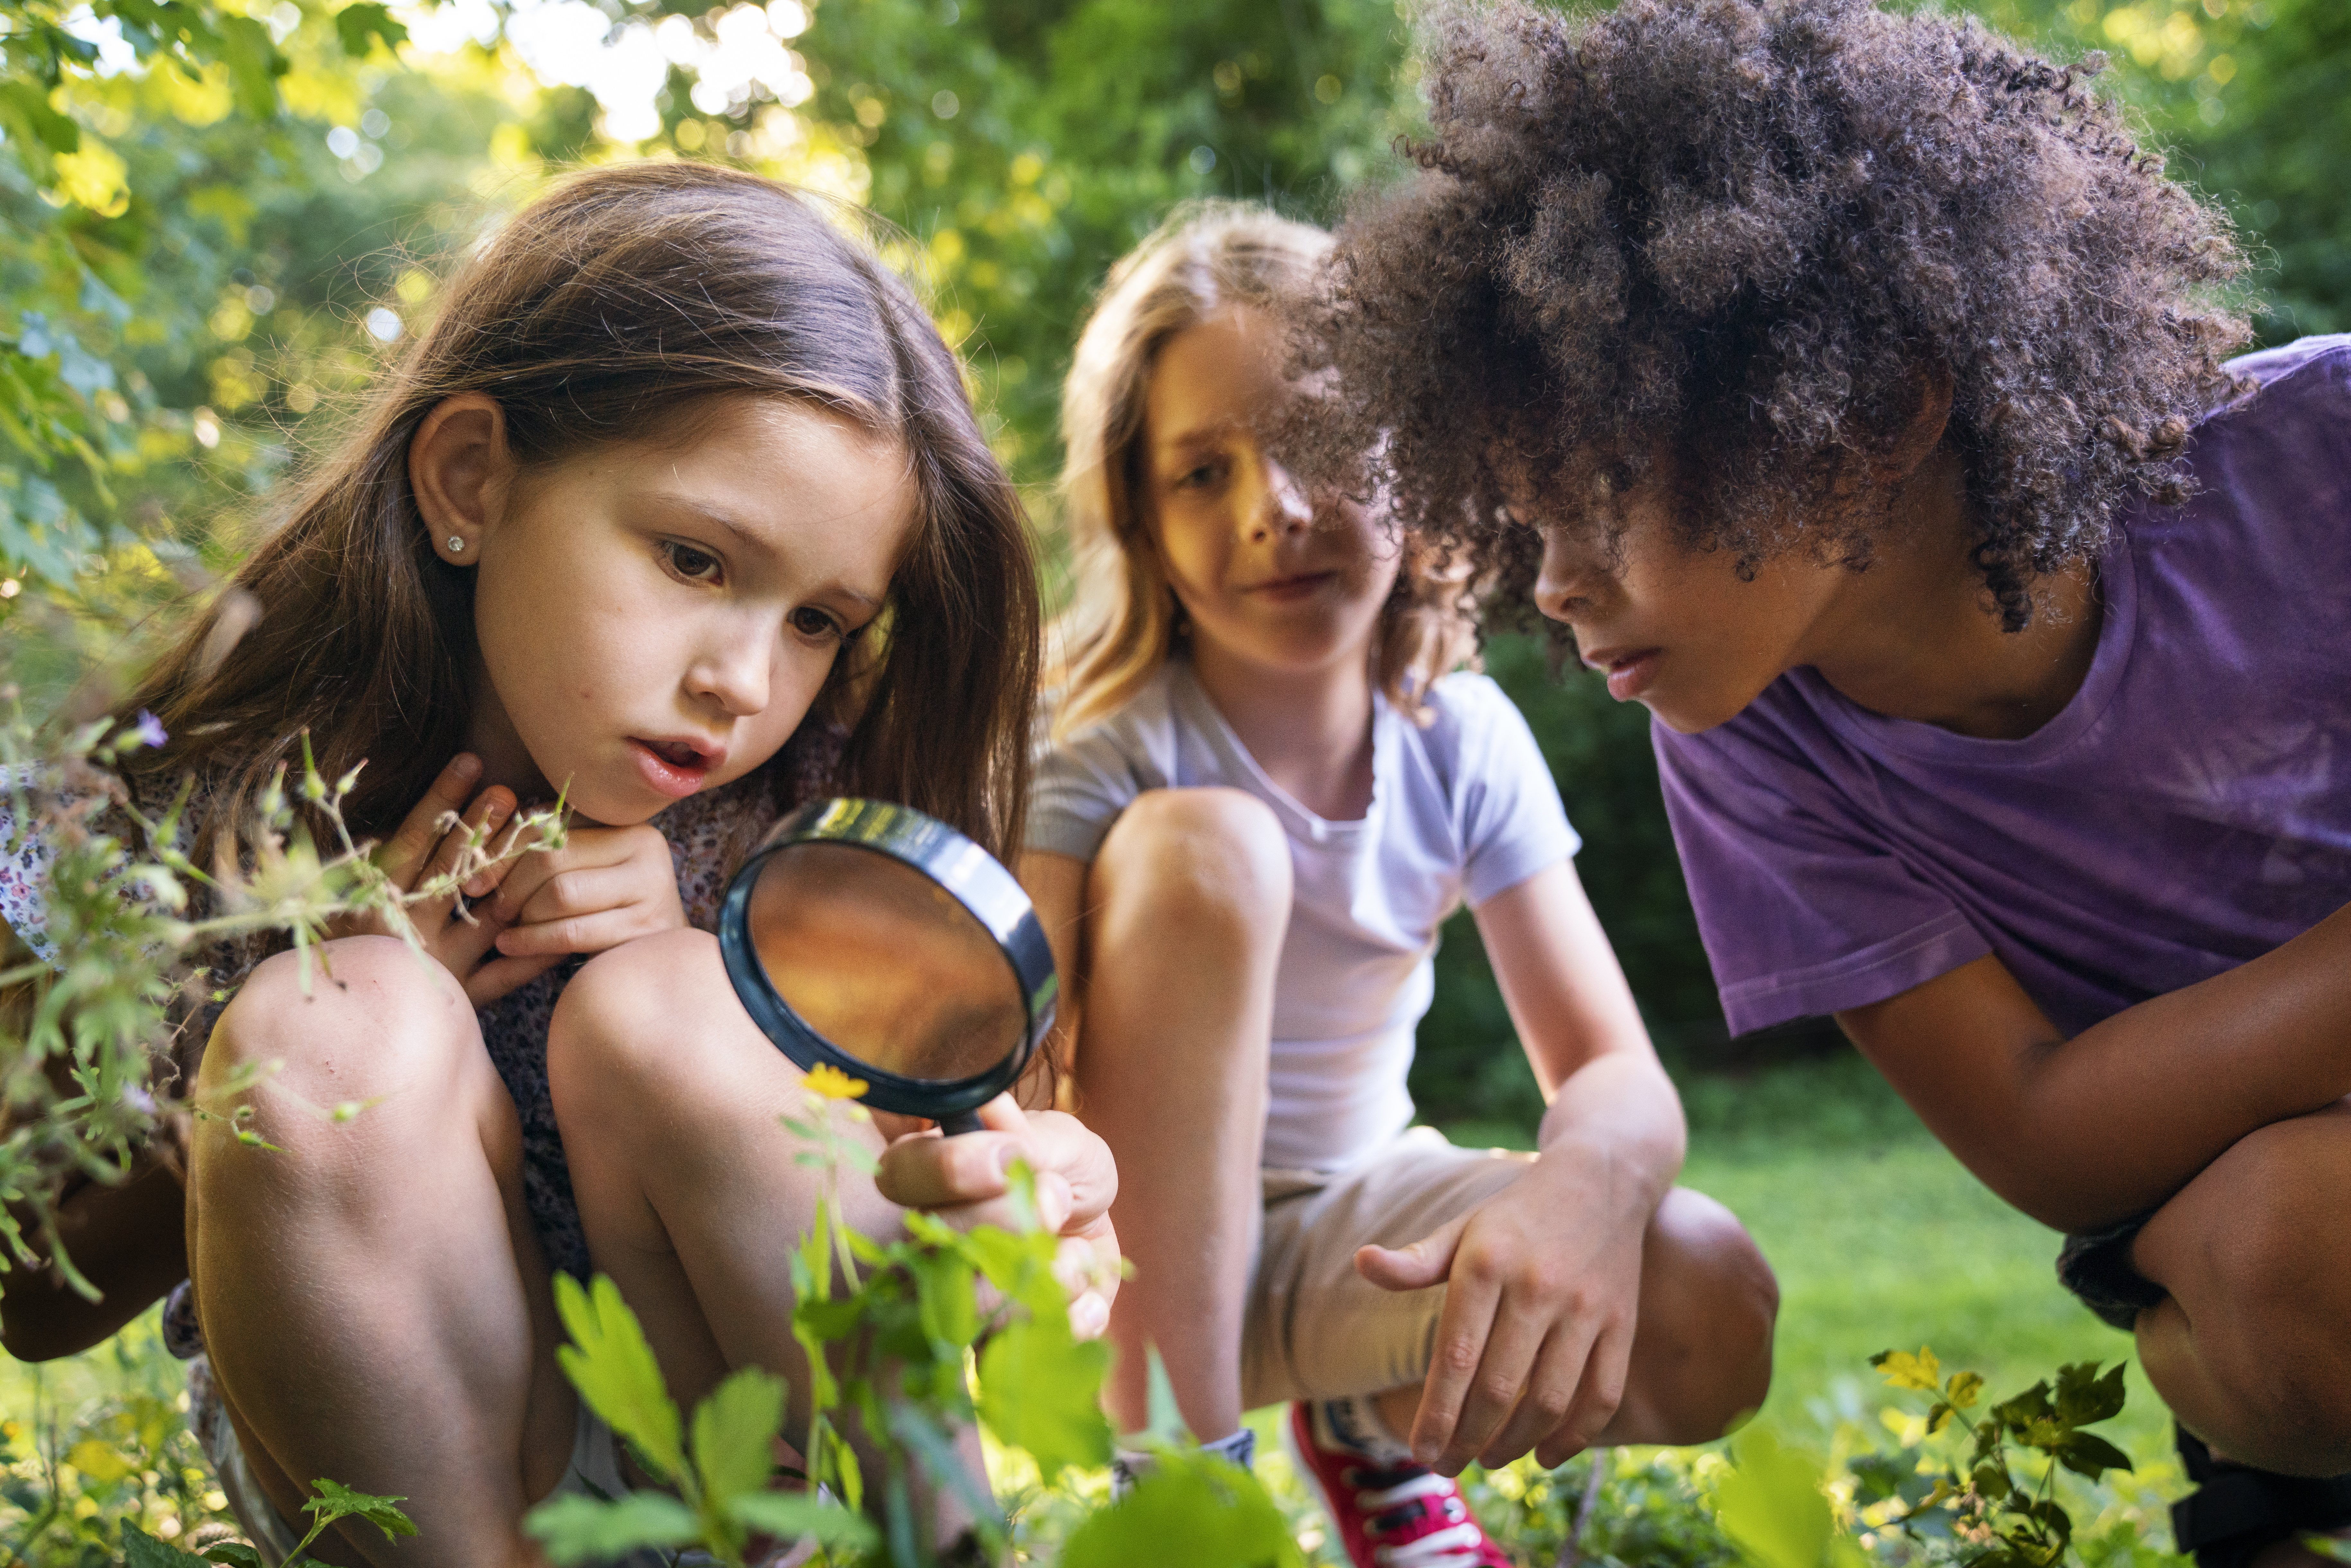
left=0, top=162, right=1114, bottom=1564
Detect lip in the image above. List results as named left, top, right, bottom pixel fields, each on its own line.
left=1243, top=570, right=1338, bottom=603
left=628, top=736, right=726, bottom=799
left=1581, top=646, right=1663, bottom=703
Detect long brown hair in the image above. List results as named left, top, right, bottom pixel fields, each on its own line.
left=122, top=163, right=1038, bottom=865
left=1051, top=202, right=1477, bottom=740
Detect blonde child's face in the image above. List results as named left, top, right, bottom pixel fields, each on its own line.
left=464, top=395, right=917, bottom=824
left=1143, top=306, right=1399, bottom=681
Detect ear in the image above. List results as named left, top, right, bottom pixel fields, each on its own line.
left=1879, top=363, right=1956, bottom=484
left=409, top=393, right=513, bottom=565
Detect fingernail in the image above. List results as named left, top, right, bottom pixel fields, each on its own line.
left=1070, top=1295, right=1110, bottom=1341
left=1038, top=1173, right=1072, bottom=1230
left=992, top=1142, right=1017, bottom=1178
left=448, top=753, right=481, bottom=782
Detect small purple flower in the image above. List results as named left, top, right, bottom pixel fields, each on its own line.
left=131, top=709, right=167, bottom=750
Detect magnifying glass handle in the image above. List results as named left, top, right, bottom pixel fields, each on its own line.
left=937, top=1109, right=985, bottom=1136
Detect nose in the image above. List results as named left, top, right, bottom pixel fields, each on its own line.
left=1532, top=529, right=1597, bottom=624
left=688, top=620, right=773, bottom=718
left=1248, top=459, right=1314, bottom=541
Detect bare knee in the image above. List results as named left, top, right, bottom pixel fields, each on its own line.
left=1626, top=1188, right=1778, bottom=1443
left=1091, top=787, right=1292, bottom=938
left=203, top=936, right=483, bottom=1133
left=547, top=928, right=744, bottom=1128
left=2139, top=1123, right=2351, bottom=1472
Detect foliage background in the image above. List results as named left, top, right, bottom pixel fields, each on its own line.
left=1, top=0, right=2342, bottom=1558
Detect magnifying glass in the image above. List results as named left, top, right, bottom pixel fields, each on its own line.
left=719, top=797, right=1057, bottom=1134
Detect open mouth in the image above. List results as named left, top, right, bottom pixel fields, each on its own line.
left=644, top=738, right=711, bottom=769
left=630, top=736, right=724, bottom=799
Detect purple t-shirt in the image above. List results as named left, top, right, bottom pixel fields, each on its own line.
left=1657, top=336, right=2351, bottom=1038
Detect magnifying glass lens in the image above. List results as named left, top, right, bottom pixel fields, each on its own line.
left=744, top=841, right=1028, bottom=1086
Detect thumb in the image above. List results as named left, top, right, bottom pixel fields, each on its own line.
left=1354, top=1216, right=1467, bottom=1294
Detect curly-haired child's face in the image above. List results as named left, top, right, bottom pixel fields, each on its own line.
left=415, top=392, right=916, bottom=824
left=1531, top=458, right=1849, bottom=735
left=1143, top=306, right=1399, bottom=683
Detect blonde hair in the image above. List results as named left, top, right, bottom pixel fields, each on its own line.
left=1049, top=202, right=1478, bottom=740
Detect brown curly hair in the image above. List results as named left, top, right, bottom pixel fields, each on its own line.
left=1296, top=0, right=2253, bottom=629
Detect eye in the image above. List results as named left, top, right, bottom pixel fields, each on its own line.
left=1172, top=459, right=1225, bottom=492
left=661, top=540, right=724, bottom=584
left=790, top=604, right=847, bottom=642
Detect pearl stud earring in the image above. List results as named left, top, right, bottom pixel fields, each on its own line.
left=447, top=536, right=466, bottom=554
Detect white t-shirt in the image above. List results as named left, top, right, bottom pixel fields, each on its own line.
left=1029, top=658, right=1579, bottom=1172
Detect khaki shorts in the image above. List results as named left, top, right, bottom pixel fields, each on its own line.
left=1241, top=1126, right=1533, bottom=1409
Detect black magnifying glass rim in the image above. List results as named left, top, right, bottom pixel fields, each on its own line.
left=719, top=796, right=1058, bottom=1122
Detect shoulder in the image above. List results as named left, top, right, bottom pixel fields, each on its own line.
left=1038, top=661, right=1187, bottom=776
left=1413, top=671, right=1537, bottom=760
left=2186, top=334, right=2351, bottom=478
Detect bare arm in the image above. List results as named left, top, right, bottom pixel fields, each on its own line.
left=1479, top=860, right=1685, bottom=1185
left=1835, top=900, right=2351, bottom=1233
left=1365, top=859, right=1689, bottom=1470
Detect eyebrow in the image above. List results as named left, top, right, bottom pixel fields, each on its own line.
left=1153, top=422, right=1244, bottom=460
left=652, top=493, right=881, bottom=611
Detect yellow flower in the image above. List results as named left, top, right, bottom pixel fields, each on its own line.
left=804, top=1063, right=869, bottom=1101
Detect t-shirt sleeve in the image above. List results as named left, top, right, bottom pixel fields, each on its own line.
left=1654, top=721, right=1991, bottom=1035
left=1445, top=677, right=1582, bottom=908
left=1025, top=715, right=1154, bottom=863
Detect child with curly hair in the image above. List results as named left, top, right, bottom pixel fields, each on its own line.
left=1300, top=1, right=2351, bottom=1562
left=1023, top=204, right=1777, bottom=1568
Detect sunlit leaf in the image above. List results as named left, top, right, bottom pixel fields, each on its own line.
left=523, top=1492, right=701, bottom=1564
left=333, top=2, right=409, bottom=58
left=552, top=1272, right=688, bottom=1484
left=1870, top=1346, right=1942, bottom=1393
left=975, top=1314, right=1111, bottom=1482
left=1061, top=1448, right=1303, bottom=1568
left=691, top=1366, right=788, bottom=1507
left=729, top=1491, right=881, bottom=1550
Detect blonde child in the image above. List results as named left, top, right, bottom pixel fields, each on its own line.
left=1, top=164, right=1114, bottom=1566
left=1020, top=206, right=1776, bottom=1568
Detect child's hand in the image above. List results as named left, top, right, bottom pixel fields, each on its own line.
left=341, top=752, right=541, bottom=1007
left=480, top=822, right=687, bottom=968
left=1355, top=1150, right=1649, bottom=1474
left=874, top=1096, right=1122, bottom=1341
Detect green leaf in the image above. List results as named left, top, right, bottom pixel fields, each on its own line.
left=212, top=14, right=286, bottom=119
left=975, top=1314, right=1112, bottom=1481
left=1061, top=1448, right=1304, bottom=1568
left=552, top=1272, right=688, bottom=1484
left=1711, top=1428, right=1869, bottom=1568
left=302, top=1478, right=418, bottom=1542
left=2054, top=1430, right=2134, bottom=1480
left=523, top=1491, right=701, bottom=1564
left=0, top=81, right=81, bottom=158
left=332, top=2, right=408, bottom=57
left=121, top=1524, right=215, bottom=1568
left=1871, top=1347, right=1942, bottom=1393
left=200, top=1546, right=266, bottom=1568
left=1142, top=1342, right=1187, bottom=1447
left=728, top=1491, right=881, bottom=1550
left=691, top=1366, right=787, bottom=1507
left=910, top=1244, right=980, bottom=1349
left=2053, top=1361, right=2128, bottom=1428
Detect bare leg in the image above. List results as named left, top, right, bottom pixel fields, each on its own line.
left=2133, top=1101, right=2351, bottom=1476
left=189, top=936, right=572, bottom=1568
left=1074, top=788, right=1291, bottom=1442
left=547, top=928, right=983, bottom=1543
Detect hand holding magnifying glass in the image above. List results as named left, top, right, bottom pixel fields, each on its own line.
left=720, top=798, right=1118, bottom=1335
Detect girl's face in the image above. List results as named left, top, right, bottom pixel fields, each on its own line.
left=1530, top=459, right=1845, bottom=735
left=451, top=395, right=917, bottom=824
left=1142, top=307, right=1399, bottom=681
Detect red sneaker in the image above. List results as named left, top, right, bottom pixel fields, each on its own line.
left=1284, top=1402, right=1512, bottom=1568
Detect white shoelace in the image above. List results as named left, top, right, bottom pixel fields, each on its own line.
left=1354, top=1472, right=1486, bottom=1568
